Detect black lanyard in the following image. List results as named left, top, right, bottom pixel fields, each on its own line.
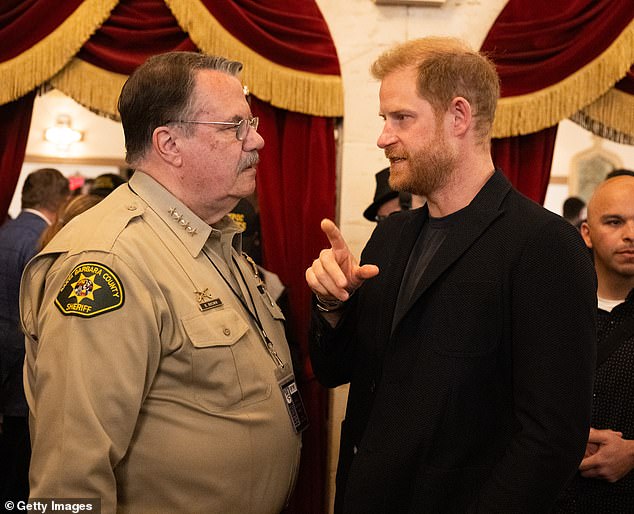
left=202, top=248, right=285, bottom=368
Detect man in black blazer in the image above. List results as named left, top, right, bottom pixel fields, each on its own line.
left=306, top=37, right=597, bottom=513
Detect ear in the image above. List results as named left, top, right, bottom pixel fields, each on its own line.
left=153, top=125, right=183, bottom=167
left=448, top=97, right=472, bottom=137
left=580, top=221, right=593, bottom=249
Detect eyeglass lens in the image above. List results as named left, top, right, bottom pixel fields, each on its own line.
left=237, top=117, right=259, bottom=141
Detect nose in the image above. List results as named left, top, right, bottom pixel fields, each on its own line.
left=377, top=123, right=397, bottom=149
left=244, top=125, right=264, bottom=151
left=624, top=220, right=634, bottom=240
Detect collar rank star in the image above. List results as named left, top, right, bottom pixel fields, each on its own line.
left=195, top=288, right=223, bottom=312
left=55, top=262, right=125, bottom=317
left=168, top=207, right=198, bottom=236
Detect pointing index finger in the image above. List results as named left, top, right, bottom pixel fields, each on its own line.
left=321, top=219, right=348, bottom=253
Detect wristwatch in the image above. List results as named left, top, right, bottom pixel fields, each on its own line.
left=315, top=294, right=345, bottom=313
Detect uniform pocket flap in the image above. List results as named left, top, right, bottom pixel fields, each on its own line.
left=182, top=308, right=249, bottom=347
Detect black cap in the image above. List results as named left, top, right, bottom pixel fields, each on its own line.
left=606, top=168, right=634, bottom=180
left=90, top=173, right=127, bottom=198
left=363, top=167, right=398, bottom=221
left=228, top=198, right=262, bottom=264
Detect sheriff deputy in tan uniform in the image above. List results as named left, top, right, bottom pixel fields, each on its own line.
left=20, top=52, right=304, bottom=514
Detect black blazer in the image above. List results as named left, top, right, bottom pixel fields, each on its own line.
left=310, top=171, right=597, bottom=513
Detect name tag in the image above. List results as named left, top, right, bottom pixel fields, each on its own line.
left=278, top=372, right=309, bottom=433
left=199, top=298, right=223, bottom=311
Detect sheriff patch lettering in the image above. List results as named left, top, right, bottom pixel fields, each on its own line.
left=55, top=262, right=125, bottom=317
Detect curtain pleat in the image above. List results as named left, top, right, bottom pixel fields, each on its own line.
left=0, top=92, right=36, bottom=222
left=252, top=96, right=336, bottom=514
left=0, top=0, right=118, bottom=105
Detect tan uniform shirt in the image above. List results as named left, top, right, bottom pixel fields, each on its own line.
left=20, top=172, right=301, bottom=514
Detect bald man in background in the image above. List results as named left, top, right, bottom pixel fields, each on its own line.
left=555, top=175, right=634, bottom=513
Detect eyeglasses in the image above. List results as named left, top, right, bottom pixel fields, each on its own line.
left=171, top=117, right=259, bottom=141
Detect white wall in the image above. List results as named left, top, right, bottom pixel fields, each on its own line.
left=26, top=89, right=125, bottom=160
left=546, top=119, right=634, bottom=215
left=8, top=89, right=125, bottom=218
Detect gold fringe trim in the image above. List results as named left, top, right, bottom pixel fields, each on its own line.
left=49, top=58, right=127, bottom=120
left=492, top=17, right=634, bottom=138
left=165, top=0, right=343, bottom=117
left=570, top=88, right=634, bottom=144
left=0, top=0, right=120, bottom=106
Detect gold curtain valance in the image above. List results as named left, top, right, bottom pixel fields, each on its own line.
left=0, top=0, right=119, bottom=106
left=492, top=17, right=634, bottom=138
left=165, top=0, right=343, bottom=118
left=49, top=58, right=126, bottom=120
left=570, top=88, right=634, bottom=144
left=1, top=0, right=343, bottom=118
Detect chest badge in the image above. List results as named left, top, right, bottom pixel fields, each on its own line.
left=194, top=288, right=223, bottom=312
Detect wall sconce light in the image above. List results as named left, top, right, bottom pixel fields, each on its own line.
left=44, top=114, right=83, bottom=151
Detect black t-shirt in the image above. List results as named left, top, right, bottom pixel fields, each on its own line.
left=393, top=207, right=469, bottom=327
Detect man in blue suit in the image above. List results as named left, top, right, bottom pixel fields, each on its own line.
left=0, top=168, right=69, bottom=502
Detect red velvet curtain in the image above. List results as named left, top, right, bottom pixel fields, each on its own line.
left=483, top=0, right=633, bottom=98
left=0, top=1, right=339, bottom=512
left=0, top=0, right=83, bottom=220
left=482, top=0, right=634, bottom=203
left=491, top=126, right=558, bottom=205
left=0, top=0, right=84, bottom=61
left=199, top=0, right=340, bottom=75
left=252, top=97, right=335, bottom=513
left=0, top=92, right=35, bottom=221
left=78, top=0, right=195, bottom=72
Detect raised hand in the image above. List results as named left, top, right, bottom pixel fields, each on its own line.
left=306, top=219, right=379, bottom=302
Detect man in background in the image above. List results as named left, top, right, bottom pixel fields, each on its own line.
left=363, top=166, right=424, bottom=223
left=562, top=196, right=586, bottom=230
left=89, top=172, right=128, bottom=198
left=606, top=168, right=634, bottom=180
left=555, top=174, right=634, bottom=512
left=0, top=168, right=69, bottom=503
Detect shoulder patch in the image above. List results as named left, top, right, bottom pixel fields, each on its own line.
left=55, top=262, right=125, bottom=318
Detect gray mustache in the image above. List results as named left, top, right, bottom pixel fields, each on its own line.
left=241, top=152, right=259, bottom=170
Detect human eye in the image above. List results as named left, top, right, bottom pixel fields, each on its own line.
left=604, top=217, right=623, bottom=226
left=388, top=112, right=413, bottom=124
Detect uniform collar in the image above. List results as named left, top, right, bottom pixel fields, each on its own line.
left=129, top=171, right=241, bottom=258
left=207, top=215, right=243, bottom=255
